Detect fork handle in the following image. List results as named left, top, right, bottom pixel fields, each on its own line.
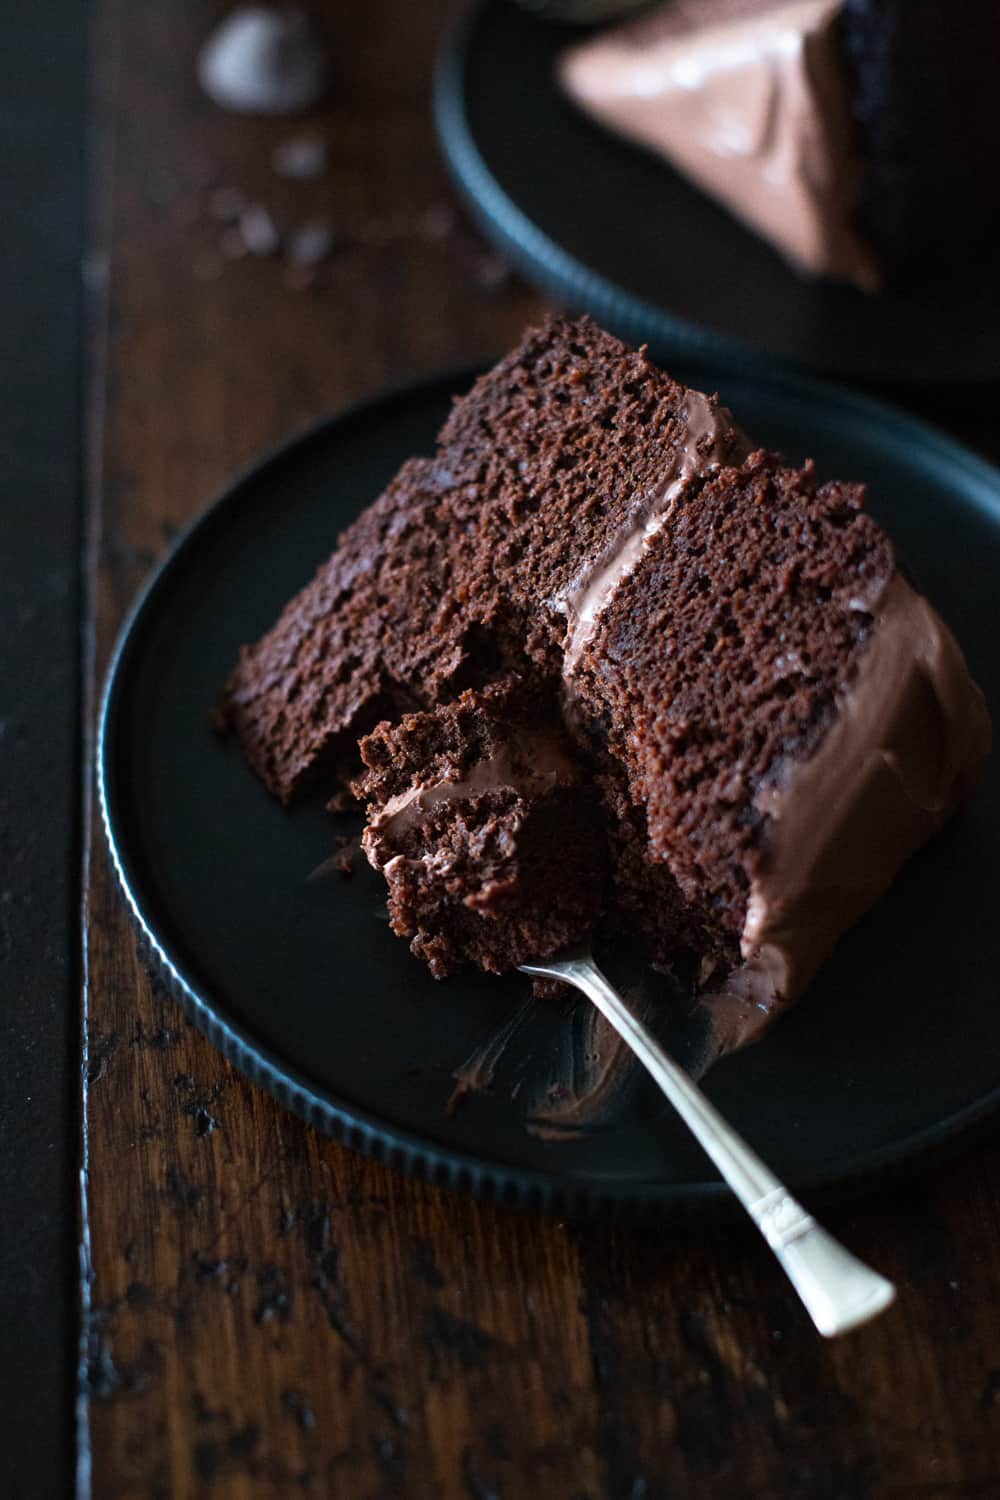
left=561, top=954, right=896, bottom=1337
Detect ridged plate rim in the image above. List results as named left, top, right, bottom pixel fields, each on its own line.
left=97, top=366, right=1000, bottom=1221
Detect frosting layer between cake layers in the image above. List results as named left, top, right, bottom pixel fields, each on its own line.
left=558, top=389, right=750, bottom=676
left=364, top=732, right=581, bottom=843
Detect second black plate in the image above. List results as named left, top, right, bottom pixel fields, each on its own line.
left=99, top=365, right=1000, bottom=1218
left=436, top=1, right=1000, bottom=384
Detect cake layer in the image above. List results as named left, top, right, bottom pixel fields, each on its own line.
left=224, top=458, right=466, bottom=801
left=572, top=449, right=990, bottom=1002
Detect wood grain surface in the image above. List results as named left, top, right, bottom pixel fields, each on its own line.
left=81, top=3, right=1000, bottom=1497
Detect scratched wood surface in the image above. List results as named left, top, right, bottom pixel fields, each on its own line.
left=82, top=3, right=1000, bottom=1497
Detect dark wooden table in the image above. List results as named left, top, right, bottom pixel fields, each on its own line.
left=8, top=1, right=1000, bottom=1495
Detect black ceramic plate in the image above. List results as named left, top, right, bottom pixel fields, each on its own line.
left=99, top=366, right=1000, bottom=1220
left=435, top=1, right=1000, bottom=384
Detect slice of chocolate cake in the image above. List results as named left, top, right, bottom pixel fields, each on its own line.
left=223, top=316, right=990, bottom=1024
left=560, top=0, right=1000, bottom=288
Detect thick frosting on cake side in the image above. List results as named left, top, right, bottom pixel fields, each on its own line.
left=560, top=0, right=881, bottom=289
left=731, top=573, right=992, bottom=1014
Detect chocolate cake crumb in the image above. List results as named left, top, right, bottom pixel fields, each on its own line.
left=239, top=204, right=280, bottom=256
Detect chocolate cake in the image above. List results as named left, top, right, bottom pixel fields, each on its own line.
left=223, top=316, right=990, bottom=1022
left=560, top=0, right=1000, bottom=288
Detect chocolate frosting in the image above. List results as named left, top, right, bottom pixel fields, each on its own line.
left=365, top=733, right=580, bottom=844
left=560, top=0, right=882, bottom=290
left=557, top=390, right=749, bottom=675
left=719, top=572, right=992, bottom=1033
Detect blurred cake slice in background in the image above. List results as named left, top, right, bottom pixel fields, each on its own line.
left=560, top=0, right=1000, bottom=289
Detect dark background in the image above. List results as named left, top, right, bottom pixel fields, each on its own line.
left=4, top=2, right=1000, bottom=1497
left=0, top=3, right=85, bottom=1496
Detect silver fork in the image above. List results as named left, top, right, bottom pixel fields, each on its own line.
left=519, top=946, right=896, bottom=1337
